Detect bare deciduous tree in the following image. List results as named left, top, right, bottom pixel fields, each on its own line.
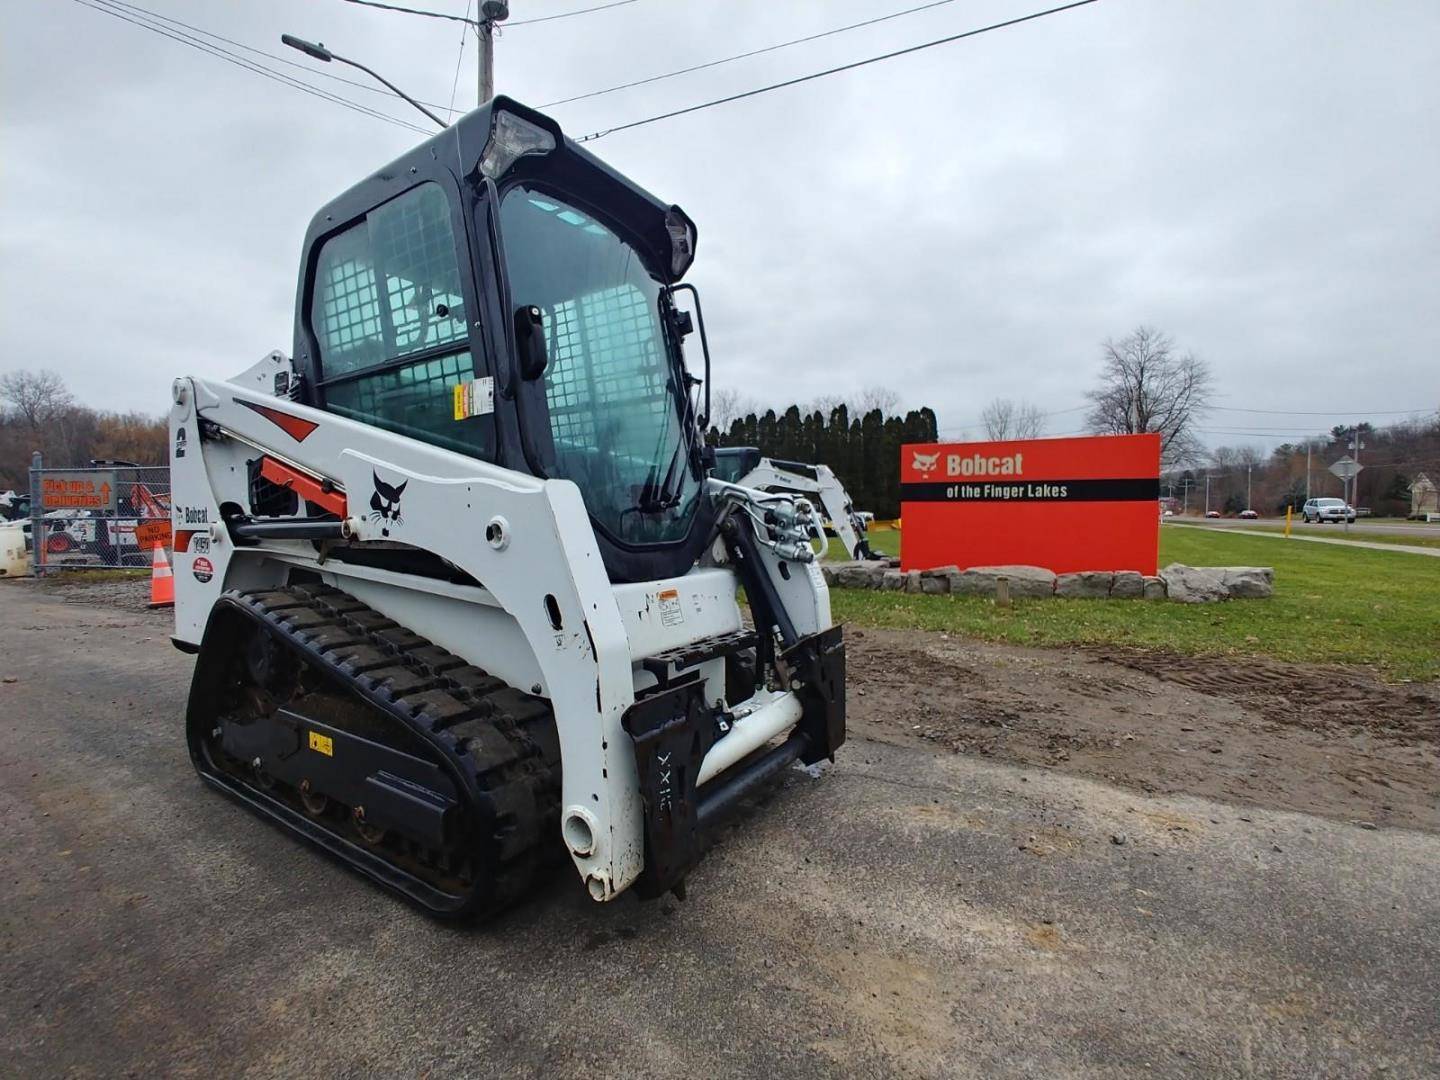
left=981, top=397, right=1047, bottom=440
left=0, top=369, right=73, bottom=429
left=806, top=393, right=847, bottom=418
left=854, top=385, right=899, bottom=417
left=1085, top=326, right=1212, bottom=466
left=1235, top=444, right=1265, bottom=468
left=707, top=387, right=760, bottom=433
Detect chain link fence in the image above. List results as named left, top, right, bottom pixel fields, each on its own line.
left=25, top=453, right=171, bottom=575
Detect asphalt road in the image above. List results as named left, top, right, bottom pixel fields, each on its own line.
left=4, top=582, right=1438, bottom=1079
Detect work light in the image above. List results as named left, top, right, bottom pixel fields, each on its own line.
left=479, top=110, right=556, bottom=180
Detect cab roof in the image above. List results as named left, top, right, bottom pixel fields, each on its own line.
left=299, top=96, right=691, bottom=284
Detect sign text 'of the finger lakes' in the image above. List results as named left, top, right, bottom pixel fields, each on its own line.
left=902, top=451, right=1157, bottom=503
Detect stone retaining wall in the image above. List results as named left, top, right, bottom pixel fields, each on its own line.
left=822, top=560, right=1273, bottom=602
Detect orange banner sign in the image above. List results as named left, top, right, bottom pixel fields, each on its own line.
left=901, top=433, right=1161, bottom=575
left=40, top=471, right=117, bottom=511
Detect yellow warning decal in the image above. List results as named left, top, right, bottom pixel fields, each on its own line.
left=452, top=377, right=495, bottom=421
left=308, top=731, right=334, bottom=757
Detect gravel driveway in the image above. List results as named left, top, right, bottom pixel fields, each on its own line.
left=3, top=580, right=1437, bottom=1078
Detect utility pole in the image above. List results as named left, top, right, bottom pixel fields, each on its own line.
left=1205, top=474, right=1213, bottom=516
left=478, top=1, right=509, bottom=104
left=1348, top=426, right=1365, bottom=502
left=1305, top=440, right=1312, bottom=501
left=1246, top=464, right=1252, bottom=512
left=1347, top=425, right=1365, bottom=534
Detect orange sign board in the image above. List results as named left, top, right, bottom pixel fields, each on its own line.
left=40, top=472, right=116, bottom=511
left=900, top=433, right=1161, bottom=575
left=134, top=519, right=172, bottom=550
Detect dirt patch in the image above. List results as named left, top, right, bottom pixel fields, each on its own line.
left=847, top=627, right=1439, bottom=832
left=4, top=574, right=160, bottom=614
left=1091, top=646, right=1438, bottom=744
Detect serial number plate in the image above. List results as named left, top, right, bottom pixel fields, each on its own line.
left=308, top=731, right=334, bottom=757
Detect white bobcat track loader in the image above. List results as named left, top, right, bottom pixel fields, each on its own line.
left=169, top=98, right=845, bottom=918
left=714, top=451, right=883, bottom=561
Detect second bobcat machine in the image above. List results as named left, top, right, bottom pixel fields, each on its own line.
left=714, top=451, right=883, bottom=561
left=169, top=97, right=845, bottom=919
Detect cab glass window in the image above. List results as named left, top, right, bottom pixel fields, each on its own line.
left=309, top=182, right=491, bottom=458
left=312, top=183, right=468, bottom=375
left=498, top=185, right=699, bottom=544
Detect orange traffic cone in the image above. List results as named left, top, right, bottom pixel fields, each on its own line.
left=149, top=541, right=174, bottom=608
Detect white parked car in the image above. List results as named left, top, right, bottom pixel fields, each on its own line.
left=1301, top=497, right=1355, bottom=524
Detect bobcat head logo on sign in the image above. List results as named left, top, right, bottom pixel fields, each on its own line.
left=912, top=451, right=940, bottom=475
left=370, top=472, right=407, bottom=536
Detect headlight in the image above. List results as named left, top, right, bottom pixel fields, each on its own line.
left=478, top=110, right=556, bottom=180
left=665, top=207, right=696, bottom=277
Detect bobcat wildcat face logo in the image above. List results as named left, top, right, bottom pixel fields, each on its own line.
left=369, top=472, right=407, bottom=536
left=911, top=451, right=940, bottom=475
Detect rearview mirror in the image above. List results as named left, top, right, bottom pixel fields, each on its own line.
left=514, top=305, right=548, bottom=380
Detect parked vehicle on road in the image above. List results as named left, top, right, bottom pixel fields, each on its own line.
left=1301, top=497, right=1356, bottom=524
left=1206, top=510, right=1221, bottom=519
left=1239, top=509, right=1258, bottom=520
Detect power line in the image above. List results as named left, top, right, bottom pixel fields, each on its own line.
left=1199, top=430, right=1342, bottom=438
left=339, top=0, right=637, bottom=28
left=340, top=0, right=476, bottom=26
left=575, top=0, right=1099, bottom=142
left=78, top=0, right=437, bottom=129
left=540, top=0, right=963, bottom=109
left=509, top=1, right=639, bottom=27
left=941, top=403, right=1437, bottom=439
left=77, top=0, right=431, bottom=134
left=100, top=0, right=454, bottom=111
left=447, top=0, right=474, bottom=120
left=1210, top=405, right=1435, bottom=417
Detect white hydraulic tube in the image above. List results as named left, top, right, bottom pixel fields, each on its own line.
left=696, top=691, right=804, bottom=787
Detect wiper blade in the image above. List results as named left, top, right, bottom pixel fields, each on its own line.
left=634, top=382, right=695, bottom=515
left=631, top=461, right=683, bottom=516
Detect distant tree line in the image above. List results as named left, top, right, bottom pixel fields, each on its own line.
left=0, top=370, right=167, bottom=491
left=706, top=396, right=939, bottom=520
left=1165, top=414, right=1440, bottom=517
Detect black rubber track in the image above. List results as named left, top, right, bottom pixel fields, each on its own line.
left=185, top=582, right=562, bottom=920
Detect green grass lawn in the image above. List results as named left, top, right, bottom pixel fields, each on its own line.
left=829, top=528, right=1440, bottom=681
left=831, top=530, right=900, bottom=560
left=1181, top=522, right=1440, bottom=550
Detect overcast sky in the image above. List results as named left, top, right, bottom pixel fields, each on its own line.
left=3, top=0, right=1438, bottom=451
